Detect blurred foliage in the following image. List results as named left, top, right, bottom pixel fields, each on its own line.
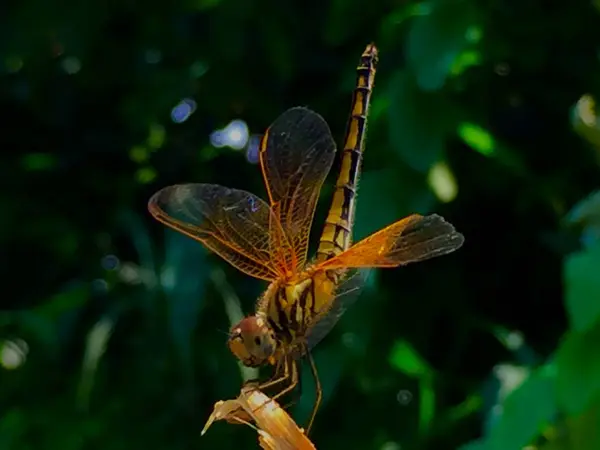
left=1, top=0, right=600, bottom=449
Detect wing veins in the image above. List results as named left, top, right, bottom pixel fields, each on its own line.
left=148, top=184, right=284, bottom=280
left=313, top=214, right=464, bottom=270
left=259, top=107, right=337, bottom=271
left=179, top=199, right=273, bottom=266
left=221, top=211, right=271, bottom=261
left=153, top=211, right=275, bottom=271
left=281, top=134, right=332, bottom=258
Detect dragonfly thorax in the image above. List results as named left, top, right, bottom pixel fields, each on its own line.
left=228, top=315, right=278, bottom=368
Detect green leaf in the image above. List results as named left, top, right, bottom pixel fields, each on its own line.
left=459, top=440, right=489, bottom=450
left=77, top=316, right=115, bottom=410
left=388, top=71, right=456, bottom=173
left=163, top=229, right=209, bottom=379
left=556, top=320, right=600, bottom=414
left=565, top=191, right=600, bottom=249
left=565, top=190, right=600, bottom=227
left=562, top=401, right=600, bottom=450
left=380, top=3, right=432, bottom=43
left=450, top=50, right=482, bottom=77
left=35, top=285, right=89, bottom=319
left=389, top=340, right=433, bottom=378
left=21, top=153, right=57, bottom=171
left=456, top=122, right=528, bottom=175
left=407, top=0, right=478, bottom=91
left=122, top=211, right=157, bottom=275
left=444, top=395, right=483, bottom=425
left=0, top=409, right=26, bottom=448
left=419, top=378, right=436, bottom=432
left=457, top=122, right=496, bottom=156
left=564, top=245, right=600, bottom=332
left=486, top=364, right=557, bottom=450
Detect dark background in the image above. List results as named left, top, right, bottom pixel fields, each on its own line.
left=2, top=0, right=600, bottom=449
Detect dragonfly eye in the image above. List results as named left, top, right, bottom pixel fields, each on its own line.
left=228, top=316, right=277, bottom=367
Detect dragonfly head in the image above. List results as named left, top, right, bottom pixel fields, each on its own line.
left=228, top=315, right=277, bottom=368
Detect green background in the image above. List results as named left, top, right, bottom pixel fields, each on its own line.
left=2, top=0, right=600, bottom=449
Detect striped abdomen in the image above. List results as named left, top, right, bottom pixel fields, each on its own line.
left=261, top=274, right=338, bottom=342
left=315, top=43, right=379, bottom=262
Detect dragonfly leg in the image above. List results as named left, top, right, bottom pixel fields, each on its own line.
left=257, top=355, right=292, bottom=392
left=277, top=359, right=302, bottom=411
left=243, top=354, right=285, bottom=389
left=265, top=355, right=299, bottom=401
left=305, top=347, right=322, bottom=436
left=251, top=355, right=299, bottom=414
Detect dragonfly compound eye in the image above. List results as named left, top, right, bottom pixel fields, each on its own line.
left=227, top=316, right=276, bottom=367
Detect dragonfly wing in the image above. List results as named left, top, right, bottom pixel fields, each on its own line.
left=260, top=107, right=337, bottom=272
left=303, top=214, right=463, bottom=350
left=305, top=268, right=372, bottom=351
left=148, top=183, right=286, bottom=281
left=315, top=214, right=464, bottom=270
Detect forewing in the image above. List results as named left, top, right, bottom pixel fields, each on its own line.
left=315, top=214, right=465, bottom=270
left=305, top=268, right=372, bottom=351
left=148, top=183, right=287, bottom=281
left=260, top=107, right=337, bottom=272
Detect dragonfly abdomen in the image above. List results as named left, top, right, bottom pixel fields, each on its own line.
left=316, top=44, right=379, bottom=262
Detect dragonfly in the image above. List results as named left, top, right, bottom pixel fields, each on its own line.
left=148, top=43, right=464, bottom=434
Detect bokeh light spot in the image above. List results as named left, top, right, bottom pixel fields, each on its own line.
left=136, top=166, right=157, bottom=184
left=147, top=123, right=166, bottom=149
left=381, top=442, right=401, bottom=450
left=190, top=61, right=208, bottom=78
left=62, top=57, right=81, bottom=74
left=396, top=389, right=413, bottom=405
left=210, top=119, right=249, bottom=150
left=92, top=279, right=109, bottom=294
left=171, top=99, right=197, bottom=124
left=145, top=49, right=161, bottom=64
left=101, top=255, right=120, bottom=271
left=1, top=339, right=28, bottom=370
left=246, top=135, right=261, bottom=163
left=427, top=161, right=458, bottom=203
left=5, top=56, right=23, bottom=73
left=129, top=145, right=148, bottom=163
left=458, top=122, right=495, bottom=156
left=465, top=25, right=483, bottom=43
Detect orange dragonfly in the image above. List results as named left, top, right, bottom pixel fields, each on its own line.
left=148, top=43, right=464, bottom=434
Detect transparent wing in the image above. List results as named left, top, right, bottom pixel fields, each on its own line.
left=305, top=268, right=372, bottom=351
left=260, top=107, right=337, bottom=273
left=302, top=214, right=463, bottom=351
left=314, top=214, right=464, bottom=270
left=148, top=183, right=290, bottom=281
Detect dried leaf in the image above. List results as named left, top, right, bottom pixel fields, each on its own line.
left=202, top=386, right=316, bottom=450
